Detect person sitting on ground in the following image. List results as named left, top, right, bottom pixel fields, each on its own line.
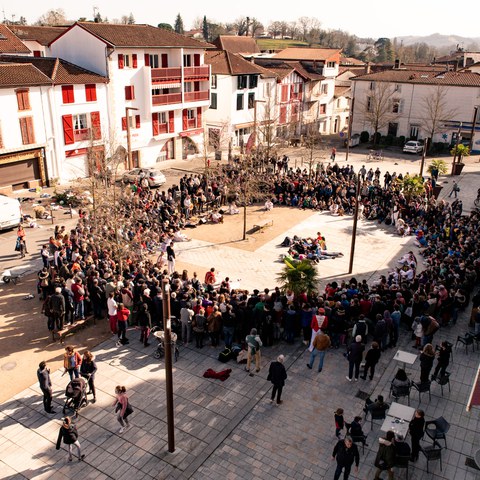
left=264, top=199, right=273, bottom=211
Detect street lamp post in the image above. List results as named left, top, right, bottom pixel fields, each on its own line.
left=348, top=174, right=361, bottom=274
left=469, top=106, right=478, bottom=155
left=345, top=97, right=355, bottom=163
left=125, top=107, right=139, bottom=170
left=450, top=122, right=462, bottom=175
left=162, top=278, right=175, bottom=453
left=253, top=99, right=266, bottom=170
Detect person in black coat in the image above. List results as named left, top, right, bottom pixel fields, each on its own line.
left=432, top=341, right=451, bottom=380
left=409, top=409, right=425, bottom=462
left=268, top=355, right=287, bottom=405
left=332, top=436, right=360, bottom=480
left=80, top=351, right=97, bottom=403
left=360, top=341, right=381, bottom=380
left=347, top=335, right=365, bottom=381
left=56, top=416, right=85, bottom=462
left=419, top=343, right=435, bottom=383
left=37, top=361, right=55, bottom=413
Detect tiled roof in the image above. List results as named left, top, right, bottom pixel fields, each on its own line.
left=0, top=63, right=51, bottom=87
left=353, top=69, right=480, bottom=87
left=273, top=47, right=341, bottom=62
left=213, top=36, right=260, bottom=54
left=0, top=55, right=108, bottom=84
left=340, top=56, right=365, bottom=66
left=69, top=22, right=212, bottom=49
left=0, top=24, right=31, bottom=54
left=8, top=25, right=67, bottom=46
left=287, top=61, right=324, bottom=81
left=334, top=85, right=350, bottom=98
left=205, top=50, right=265, bottom=75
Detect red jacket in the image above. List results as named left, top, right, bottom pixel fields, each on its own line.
left=117, top=307, right=130, bottom=323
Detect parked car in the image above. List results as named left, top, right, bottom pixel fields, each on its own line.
left=403, top=140, right=424, bottom=154
left=0, top=195, right=22, bottom=231
left=122, top=168, right=166, bottom=187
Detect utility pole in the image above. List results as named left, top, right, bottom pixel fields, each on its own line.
left=125, top=107, right=139, bottom=169
left=450, top=122, right=462, bottom=175
left=469, top=106, right=478, bottom=154
left=419, top=138, right=429, bottom=177
left=348, top=174, right=361, bottom=274
left=162, top=279, right=175, bottom=453
left=345, top=97, right=354, bottom=162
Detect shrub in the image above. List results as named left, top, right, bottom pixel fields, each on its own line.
left=385, top=134, right=394, bottom=146
left=398, top=136, right=406, bottom=146
left=360, top=131, right=370, bottom=143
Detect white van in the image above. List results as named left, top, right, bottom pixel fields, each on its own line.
left=0, top=195, right=22, bottom=231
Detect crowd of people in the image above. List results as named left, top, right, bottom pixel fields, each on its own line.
left=34, top=158, right=480, bottom=473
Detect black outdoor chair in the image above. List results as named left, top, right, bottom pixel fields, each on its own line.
left=420, top=440, right=443, bottom=473
left=412, top=380, right=431, bottom=403
left=433, top=372, right=451, bottom=396
left=390, top=383, right=411, bottom=405
left=456, top=333, right=475, bottom=354
left=425, top=416, right=450, bottom=448
left=394, top=454, right=410, bottom=480
left=350, top=434, right=368, bottom=454
left=472, top=332, right=480, bottom=350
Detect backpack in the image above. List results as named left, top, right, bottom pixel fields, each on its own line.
left=356, top=321, right=367, bottom=338
left=218, top=348, right=232, bottom=363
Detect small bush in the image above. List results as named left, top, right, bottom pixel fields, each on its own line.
left=385, top=134, right=394, bottom=146
left=360, top=131, right=370, bottom=143
left=398, top=136, right=406, bottom=146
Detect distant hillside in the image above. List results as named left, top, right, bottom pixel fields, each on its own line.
left=256, top=38, right=309, bottom=51
left=395, top=33, right=480, bottom=49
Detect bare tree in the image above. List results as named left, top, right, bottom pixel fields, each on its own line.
left=420, top=85, right=458, bottom=150
left=361, top=81, right=396, bottom=146
left=269, top=21, right=283, bottom=38
left=249, top=17, right=263, bottom=37
left=35, top=8, right=67, bottom=26
left=232, top=16, right=249, bottom=36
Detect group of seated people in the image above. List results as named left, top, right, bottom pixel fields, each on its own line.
left=280, top=232, right=344, bottom=263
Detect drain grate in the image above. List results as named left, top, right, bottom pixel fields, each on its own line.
left=465, top=457, right=480, bottom=470
left=355, top=390, right=370, bottom=400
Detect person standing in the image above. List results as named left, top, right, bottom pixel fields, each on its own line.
left=409, top=409, right=425, bottom=462
left=245, top=328, right=262, bottom=373
left=207, top=305, right=222, bottom=347
left=63, top=345, right=82, bottom=381
left=37, top=361, right=55, bottom=414
left=116, top=302, right=130, bottom=346
left=51, top=287, right=66, bottom=331
left=192, top=307, right=207, bottom=348
left=71, top=277, right=85, bottom=320
left=419, top=343, right=435, bottom=382
left=222, top=304, right=236, bottom=349
left=137, top=302, right=152, bottom=347
left=360, top=341, right=381, bottom=380
left=268, top=355, right=287, bottom=405
left=334, top=408, right=345, bottom=439
left=166, top=242, right=175, bottom=275
left=432, top=341, right=451, bottom=380
left=306, top=328, right=331, bottom=372
left=346, top=335, right=365, bottom=381
left=56, top=416, right=85, bottom=462
left=80, top=351, right=97, bottom=403
left=113, top=386, right=133, bottom=434
left=331, top=147, right=337, bottom=161
left=332, top=436, right=359, bottom=480
left=373, top=430, right=396, bottom=480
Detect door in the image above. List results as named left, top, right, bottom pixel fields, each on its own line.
left=410, top=125, right=419, bottom=140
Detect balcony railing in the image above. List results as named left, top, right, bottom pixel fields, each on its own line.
left=184, top=90, right=209, bottom=102
left=151, top=67, right=182, bottom=83
left=74, top=128, right=90, bottom=141
left=183, top=65, right=210, bottom=79
left=152, top=93, right=182, bottom=106
left=186, top=118, right=197, bottom=129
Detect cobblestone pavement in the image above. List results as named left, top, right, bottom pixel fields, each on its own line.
left=1, top=150, right=480, bottom=479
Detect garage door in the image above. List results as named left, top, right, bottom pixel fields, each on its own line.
left=0, top=158, right=40, bottom=190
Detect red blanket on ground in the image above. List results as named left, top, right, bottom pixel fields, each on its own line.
left=203, top=368, right=232, bottom=381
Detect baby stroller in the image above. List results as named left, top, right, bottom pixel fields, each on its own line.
left=151, top=326, right=179, bottom=362
left=63, top=377, right=88, bottom=418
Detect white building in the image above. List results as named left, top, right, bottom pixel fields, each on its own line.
left=351, top=68, right=480, bottom=153
left=50, top=22, right=211, bottom=168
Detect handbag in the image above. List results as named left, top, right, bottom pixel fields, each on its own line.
left=404, top=306, right=413, bottom=317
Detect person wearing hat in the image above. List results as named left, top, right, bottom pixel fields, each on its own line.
left=267, top=355, right=287, bottom=405
left=307, top=328, right=331, bottom=372
left=51, top=286, right=66, bottom=331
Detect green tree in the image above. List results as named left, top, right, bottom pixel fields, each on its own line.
left=174, top=13, right=184, bottom=34
left=158, top=23, right=173, bottom=31
left=277, top=259, right=319, bottom=297
left=202, top=15, right=209, bottom=41
left=450, top=144, right=470, bottom=162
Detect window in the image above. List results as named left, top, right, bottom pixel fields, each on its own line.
left=392, top=100, right=400, bottom=113
left=321, top=83, right=328, bottom=95
left=124, top=55, right=131, bottom=68
left=337, top=99, right=341, bottom=108
left=125, top=86, right=135, bottom=100
left=184, top=82, right=193, bottom=93
left=210, top=92, right=217, bottom=109
left=19, top=117, right=35, bottom=145
left=183, top=54, right=192, bottom=67
left=149, top=54, right=159, bottom=68
left=33, top=50, right=42, bottom=57
left=85, top=84, right=97, bottom=102
left=73, top=113, right=88, bottom=131
left=16, top=89, right=30, bottom=110
left=211, top=74, right=217, bottom=89
left=237, top=75, right=248, bottom=90
left=369, top=81, right=375, bottom=90
left=327, top=61, right=335, bottom=68
left=388, top=122, right=398, bottom=136
left=264, top=83, right=271, bottom=97
left=152, top=111, right=174, bottom=135
left=366, top=97, right=372, bottom=112
left=394, top=84, right=402, bottom=93
left=236, top=93, right=244, bottom=110
left=319, top=103, right=327, bottom=115
left=121, top=114, right=141, bottom=131
left=132, top=54, right=137, bottom=68
left=62, top=85, right=75, bottom=104
left=248, top=92, right=255, bottom=109
left=249, top=75, right=258, bottom=89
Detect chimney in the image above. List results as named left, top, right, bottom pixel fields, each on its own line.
left=394, top=59, right=400, bottom=69
left=365, top=62, right=371, bottom=74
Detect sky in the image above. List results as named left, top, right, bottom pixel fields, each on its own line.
left=3, top=0, right=480, bottom=40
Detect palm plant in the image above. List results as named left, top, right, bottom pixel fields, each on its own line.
left=450, top=144, right=470, bottom=163
left=398, top=174, right=425, bottom=201
left=277, top=259, right=319, bottom=297
left=426, top=158, right=448, bottom=176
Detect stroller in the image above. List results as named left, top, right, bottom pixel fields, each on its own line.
left=151, top=326, right=179, bottom=362
left=63, top=377, right=88, bottom=417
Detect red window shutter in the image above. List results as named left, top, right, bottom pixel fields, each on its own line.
left=118, top=54, right=124, bottom=69
left=90, top=111, right=101, bottom=140
left=121, top=117, right=127, bottom=131
left=33, top=50, right=41, bottom=57
left=125, top=86, right=135, bottom=100
left=196, top=107, right=202, bottom=128
left=62, top=114, right=74, bottom=145
left=144, top=54, right=150, bottom=67
left=182, top=110, right=188, bottom=130
left=161, top=54, right=168, bottom=68
left=281, top=85, right=288, bottom=102
left=132, top=54, right=138, bottom=68
left=194, top=81, right=200, bottom=92
left=135, top=115, right=140, bottom=129
left=85, top=84, right=97, bottom=102
left=62, top=85, right=74, bottom=104
left=194, top=54, right=200, bottom=66
left=290, top=84, right=294, bottom=97
left=279, top=106, right=287, bottom=124
left=16, top=90, right=30, bottom=110
left=168, top=111, right=174, bottom=133
left=152, top=113, right=159, bottom=136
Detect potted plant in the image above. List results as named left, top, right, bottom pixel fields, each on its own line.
left=450, top=144, right=470, bottom=175
left=427, top=159, right=448, bottom=198
left=398, top=174, right=425, bottom=202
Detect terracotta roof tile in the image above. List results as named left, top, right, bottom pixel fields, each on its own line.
left=0, top=63, right=51, bottom=87
left=274, top=47, right=341, bottom=62
left=8, top=25, right=67, bottom=46
left=0, top=24, right=31, bottom=54
left=205, top=50, right=265, bottom=75
left=73, top=22, right=212, bottom=49
left=353, top=69, right=480, bottom=87
left=213, top=36, right=260, bottom=54
left=0, top=55, right=108, bottom=84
